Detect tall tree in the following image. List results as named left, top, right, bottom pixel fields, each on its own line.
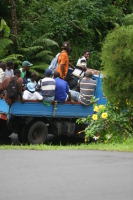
left=9, top=0, right=17, bottom=42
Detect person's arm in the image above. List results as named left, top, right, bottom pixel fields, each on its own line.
left=69, top=62, right=75, bottom=69
left=0, top=77, right=10, bottom=94
left=61, top=64, right=65, bottom=79
left=66, top=83, right=71, bottom=101
left=36, top=80, right=41, bottom=91
left=18, top=78, right=25, bottom=103
left=67, top=92, right=71, bottom=101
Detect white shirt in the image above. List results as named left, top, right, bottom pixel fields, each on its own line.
left=23, top=90, right=43, bottom=101
left=4, top=69, right=14, bottom=79
left=72, top=56, right=87, bottom=78
left=77, top=56, right=87, bottom=68
left=0, top=68, right=5, bottom=83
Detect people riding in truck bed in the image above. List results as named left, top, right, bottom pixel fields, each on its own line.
left=70, top=70, right=97, bottom=105
left=36, top=69, right=56, bottom=103
left=0, top=69, right=24, bottom=105
left=23, top=82, right=43, bottom=101
left=54, top=71, right=71, bottom=102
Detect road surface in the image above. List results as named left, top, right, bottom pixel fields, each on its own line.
left=0, top=149, right=133, bottom=200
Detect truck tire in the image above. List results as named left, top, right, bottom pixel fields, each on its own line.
left=0, top=121, right=12, bottom=137
left=23, top=121, right=48, bottom=145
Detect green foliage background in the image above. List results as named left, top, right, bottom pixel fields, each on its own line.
left=0, top=0, right=133, bottom=71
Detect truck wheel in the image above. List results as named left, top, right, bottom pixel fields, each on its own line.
left=23, top=121, right=48, bottom=145
left=0, top=121, right=12, bottom=137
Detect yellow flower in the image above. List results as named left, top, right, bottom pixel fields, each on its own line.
left=85, top=137, right=87, bottom=143
left=116, top=107, right=118, bottom=110
left=101, top=112, right=108, bottom=119
left=94, top=106, right=99, bottom=112
left=92, top=114, right=98, bottom=120
left=126, top=99, right=129, bottom=105
left=99, top=105, right=104, bottom=109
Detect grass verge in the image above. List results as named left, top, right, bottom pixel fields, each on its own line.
left=0, top=138, right=133, bottom=152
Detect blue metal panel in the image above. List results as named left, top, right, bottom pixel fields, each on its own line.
left=0, top=99, right=10, bottom=115
left=10, top=101, right=94, bottom=118
left=93, top=74, right=107, bottom=105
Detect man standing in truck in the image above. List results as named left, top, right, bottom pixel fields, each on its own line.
left=55, top=41, right=72, bottom=80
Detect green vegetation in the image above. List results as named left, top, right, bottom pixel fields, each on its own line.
left=0, top=137, right=133, bottom=151
left=77, top=103, right=133, bottom=143
left=101, top=25, right=133, bottom=108
left=0, top=0, right=133, bottom=72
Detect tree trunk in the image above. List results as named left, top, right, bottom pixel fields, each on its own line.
left=9, top=0, right=17, bottom=42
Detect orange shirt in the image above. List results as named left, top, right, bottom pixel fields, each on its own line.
left=55, top=50, right=69, bottom=79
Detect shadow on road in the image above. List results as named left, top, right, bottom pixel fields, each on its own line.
left=0, top=133, right=85, bottom=146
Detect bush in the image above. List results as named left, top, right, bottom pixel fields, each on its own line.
left=101, top=25, right=133, bottom=108
left=77, top=103, right=133, bottom=143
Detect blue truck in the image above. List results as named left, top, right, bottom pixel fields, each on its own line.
left=0, top=73, right=106, bottom=144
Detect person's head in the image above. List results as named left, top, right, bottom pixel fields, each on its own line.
left=54, top=71, right=60, bottom=78
left=7, top=60, right=14, bottom=70
left=22, top=61, right=33, bottom=71
left=85, top=70, right=93, bottom=78
left=27, top=82, right=35, bottom=93
left=44, top=69, right=52, bottom=77
left=61, top=41, right=72, bottom=55
left=14, top=69, right=21, bottom=78
left=0, top=62, right=7, bottom=71
left=83, top=50, right=90, bottom=60
left=31, top=72, right=38, bottom=81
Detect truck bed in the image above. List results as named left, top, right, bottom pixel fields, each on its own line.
left=0, top=74, right=106, bottom=120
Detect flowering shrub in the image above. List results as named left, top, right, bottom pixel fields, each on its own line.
left=77, top=103, right=133, bottom=143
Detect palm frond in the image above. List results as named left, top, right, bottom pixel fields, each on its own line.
left=35, top=50, right=53, bottom=58
left=32, top=35, right=58, bottom=47
left=1, top=54, right=23, bottom=62
left=0, top=38, right=13, bottom=59
left=42, top=38, right=59, bottom=47
left=42, top=33, right=54, bottom=38
left=0, top=19, right=10, bottom=38
left=30, top=62, right=49, bottom=77
left=19, top=46, right=43, bottom=53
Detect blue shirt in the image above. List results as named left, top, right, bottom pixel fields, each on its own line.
left=54, top=78, right=69, bottom=102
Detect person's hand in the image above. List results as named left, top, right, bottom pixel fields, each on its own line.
left=82, top=66, right=87, bottom=71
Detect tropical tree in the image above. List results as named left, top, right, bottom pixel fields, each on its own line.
left=0, top=19, right=22, bottom=62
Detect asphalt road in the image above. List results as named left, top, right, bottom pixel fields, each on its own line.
left=0, top=149, right=133, bottom=200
